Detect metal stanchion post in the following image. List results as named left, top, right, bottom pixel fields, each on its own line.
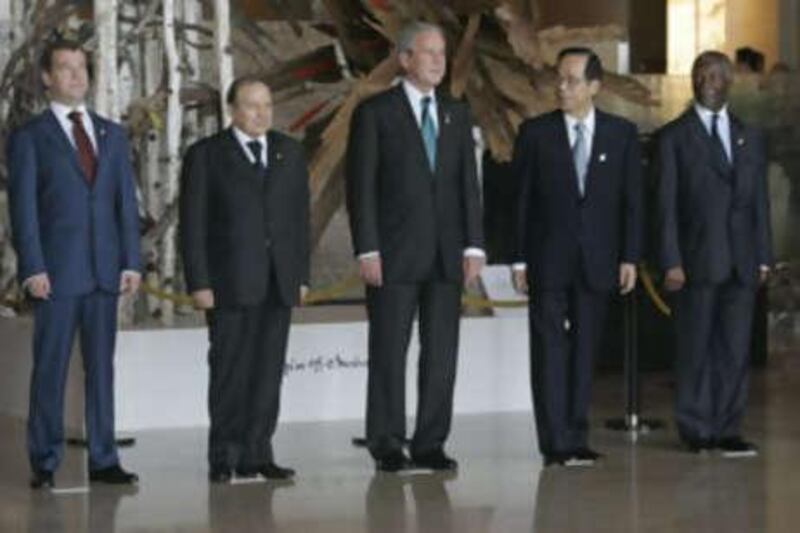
left=605, top=288, right=664, bottom=435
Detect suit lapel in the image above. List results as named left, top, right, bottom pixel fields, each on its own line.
left=685, top=109, right=733, bottom=182
left=42, top=110, right=86, bottom=185
left=584, top=110, right=609, bottom=199
left=434, top=97, right=451, bottom=176
left=90, top=113, right=109, bottom=184
left=265, top=130, right=282, bottom=187
left=554, top=111, right=582, bottom=199
left=393, top=85, right=436, bottom=176
left=222, top=129, right=267, bottom=184
left=729, top=114, right=748, bottom=192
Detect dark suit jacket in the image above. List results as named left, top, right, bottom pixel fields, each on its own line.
left=345, top=84, right=484, bottom=283
left=179, top=129, right=310, bottom=307
left=512, top=109, right=642, bottom=292
left=655, top=108, right=772, bottom=286
left=7, top=109, right=141, bottom=297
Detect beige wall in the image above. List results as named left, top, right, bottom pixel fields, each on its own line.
left=539, top=0, right=629, bottom=29
left=726, top=0, right=779, bottom=69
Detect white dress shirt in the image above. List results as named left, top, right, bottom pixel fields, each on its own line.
left=693, top=103, right=732, bottom=162
left=232, top=127, right=268, bottom=167
left=564, top=106, right=596, bottom=160
left=402, top=79, right=439, bottom=134
left=50, top=101, right=98, bottom=152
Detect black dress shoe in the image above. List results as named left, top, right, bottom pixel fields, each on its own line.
left=30, top=470, right=54, bottom=489
left=718, top=437, right=758, bottom=458
left=209, top=466, right=233, bottom=484
left=89, top=464, right=139, bottom=485
left=411, top=450, right=458, bottom=471
left=563, top=448, right=601, bottom=467
left=236, top=462, right=296, bottom=480
left=543, top=453, right=566, bottom=467
left=375, top=451, right=412, bottom=472
left=685, top=438, right=715, bottom=454
left=574, top=448, right=602, bottom=461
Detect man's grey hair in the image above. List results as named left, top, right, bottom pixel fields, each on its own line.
left=395, top=21, right=445, bottom=54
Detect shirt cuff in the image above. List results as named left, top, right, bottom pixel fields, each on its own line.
left=22, top=275, right=40, bottom=290
left=463, top=248, right=485, bottom=258
left=511, top=263, right=526, bottom=272
left=122, top=270, right=141, bottom=278
left=358, top=251, right=380, bottom=260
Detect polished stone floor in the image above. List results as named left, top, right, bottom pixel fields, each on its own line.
left=2, top=351, right=800, bottom=532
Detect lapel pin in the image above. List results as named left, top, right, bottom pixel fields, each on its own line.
left=444, top=113, right=451, bottom=125
left=276, top=152, right=283, bottom=161
left=599, top=153, right=607, bottom=163
left=99, top=128, right=107, bottom=137
left=737, top=137, right=745, bottom=146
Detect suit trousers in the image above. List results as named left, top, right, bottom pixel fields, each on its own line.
left=28, top=290, right=120, bottom=472
left=205, top=273, right=291, bottom=469
left=673, top=278, right=756, bottom=442
left=365, top=269, right=461, bottom=460
left=528, top=279, right=609, bottom=456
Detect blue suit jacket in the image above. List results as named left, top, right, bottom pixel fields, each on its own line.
left=7, top=109, right=141, bottom=297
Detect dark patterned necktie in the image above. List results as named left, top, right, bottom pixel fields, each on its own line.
left=68, top=111, right=97, bottom=185
left=247, top=140, right=266, bottom=172
left=710, top=113, right=730, bottom=164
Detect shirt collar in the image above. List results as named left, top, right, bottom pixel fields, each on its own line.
left=693, top=102, right=729, bottom=124
left=564, top=107, right=596, bottom=136
left=232, top=126, right=267, bottom=148
left=50, top=101, right=90, bottom=122
left=402, top=79, right=436, bottom=107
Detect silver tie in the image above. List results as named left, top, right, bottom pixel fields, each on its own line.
left=572, top=122, right=589, bottom=196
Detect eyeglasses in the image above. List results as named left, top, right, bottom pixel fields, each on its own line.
left=557, top=76, right=587, bottom=89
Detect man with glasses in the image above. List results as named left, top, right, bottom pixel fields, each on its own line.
left=511, top=47, right=642, bottom=467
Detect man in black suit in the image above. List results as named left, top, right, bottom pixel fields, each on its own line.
left=656, top=51, right=772, bottom=457
left=346, top=21, right=485, bottom=472
left=511, top=47, right=642, bottom=467
left=180, top=76, right=310, bottom=482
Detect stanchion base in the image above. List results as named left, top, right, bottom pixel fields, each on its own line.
left=67, top=436, right=136, bottom=448
left=605, top=416, right=665, bottom=434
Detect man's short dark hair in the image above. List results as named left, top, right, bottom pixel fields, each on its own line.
left=557, top=47, right=604, bottom=82
left=735, top=46, right=765, bottom=73
left=40, top=39, right=87, bottom=73
left=692, top=50, right=733, bottom=80
left=226, top=75, right=269, bottom=105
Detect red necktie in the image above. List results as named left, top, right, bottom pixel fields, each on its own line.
left=68, top=111, right=97, bottom=185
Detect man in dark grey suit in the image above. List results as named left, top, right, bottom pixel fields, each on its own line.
left=656, top=51, right=772, bottom=457
left=511, top=47, right=642, bottom=467
left=180, top=76, right=310, bottom=482
left=346, top=21, right=485, bottom=472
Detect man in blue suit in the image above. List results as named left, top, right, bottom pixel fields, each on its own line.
left=511, top=47, right=642, bottom=467
left=7, top=39, right=141, bottom=488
